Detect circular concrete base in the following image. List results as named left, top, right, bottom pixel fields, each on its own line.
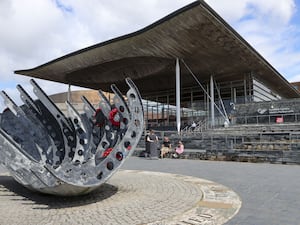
left=0, top=170, right=241, bottom=225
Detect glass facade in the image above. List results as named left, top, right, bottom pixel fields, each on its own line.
left=253, top=79, right=282, bottom=102
left=50, top=74, right=285, bottom=130
left=142, top=75, right=284, bottom=130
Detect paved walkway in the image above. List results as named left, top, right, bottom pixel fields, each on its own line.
left=1, top=158, right=300, bottom=225
left=123, top=157, right=300, bottom=225
left=0, top=168, right=240, bottom=225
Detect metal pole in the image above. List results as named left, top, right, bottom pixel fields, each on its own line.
left=191, top=90, right=194, bottom=121
left=214, top=79, right=229, bottom=121
left=67, top=84, right=71, bottom=117
left=167, top=94, right=170, bottom=126
left=146, top=99, right=149, bottom=129
left=156, top=97, right=159, bottom=126
left=67, top=84, right=71, bottom=103
left=181, top=59, right=226, bottom=120
left=176, top=58, right=181, bottom=134
left=210, top=75, right=215, bottom=127
left=244, top=76, right=247, bottom=103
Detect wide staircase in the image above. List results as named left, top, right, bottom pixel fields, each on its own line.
left=199, top=123, right=300, bottom=164
left=135, top=123, right=300, bottom=164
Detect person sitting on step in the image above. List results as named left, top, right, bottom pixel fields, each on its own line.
left=172, top=141, right=184, bottom=158
left=160, top=136, right=172, bottom=158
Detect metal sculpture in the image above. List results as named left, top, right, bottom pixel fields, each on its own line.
left=0, top=78, right=144, bottom=196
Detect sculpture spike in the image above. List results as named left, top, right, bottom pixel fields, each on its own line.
left=17, top=84, right=41, bottom=114
left=0, top=78, right=144, bottom=195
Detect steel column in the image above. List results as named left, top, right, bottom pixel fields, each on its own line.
left=210, top=75, right=215, bottom=127
left=176, top=58, right=181, bottom=133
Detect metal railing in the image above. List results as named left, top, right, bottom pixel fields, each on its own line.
left=234, top=113, right=300, bottom=125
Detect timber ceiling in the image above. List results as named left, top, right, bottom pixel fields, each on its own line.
left=15, top=0, right=300, bottom=98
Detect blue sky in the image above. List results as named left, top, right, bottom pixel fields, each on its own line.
left=1, top=0, right=300, bottom=110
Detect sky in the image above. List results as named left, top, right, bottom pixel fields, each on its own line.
left=1, top=0, right=300, bottom=111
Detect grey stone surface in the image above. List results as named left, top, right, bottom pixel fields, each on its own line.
left=123, top=157, right=300, bottom=225
left=1, top=156, right=299, bottom=224
left=0, top=169, right=240, bottom=225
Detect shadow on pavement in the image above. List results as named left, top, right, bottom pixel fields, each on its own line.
left=0, top=175, right=118, bottom=209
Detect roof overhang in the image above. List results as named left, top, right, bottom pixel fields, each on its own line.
left=15, top=0, right=300, bottom=98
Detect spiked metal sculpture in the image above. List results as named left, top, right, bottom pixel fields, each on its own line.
left=0, top=78, right=144, bottom=196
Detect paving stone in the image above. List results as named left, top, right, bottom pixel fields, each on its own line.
left=123, top=157, right=300, bottom=225
left=0, top=169, right=240, bottom=225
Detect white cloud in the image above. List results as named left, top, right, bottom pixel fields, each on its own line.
left=59, top=0, right=195, bottom=41
left=205, top=0, right=300, bottom=82
left=249, top=0, right=296, bottom=24
left=0, top=0, right=195, bottom=77
left=204, top=0, right=296, bottom=24
left=0, top=0, right=194, bottom=111
left=1, top=0, right=300, bottom=111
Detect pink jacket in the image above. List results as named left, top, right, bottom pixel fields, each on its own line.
left=175, top=144, right=184, bottom=154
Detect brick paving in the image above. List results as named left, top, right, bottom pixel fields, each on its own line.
left=1, top=157, right=300, bottom=225
left=123, top=157, right=300, bottom=225
left=0, top=168, right=241, bottom=225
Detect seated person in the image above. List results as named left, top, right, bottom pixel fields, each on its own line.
left=173, top=141, right=184, bottom=158
left=160, top=136, right=172, bottom=158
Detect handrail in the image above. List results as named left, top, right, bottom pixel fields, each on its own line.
left=234, top=112, right=300, bottom=125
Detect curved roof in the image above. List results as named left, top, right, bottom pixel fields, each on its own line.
left=15, top=0, right=300, bottom=98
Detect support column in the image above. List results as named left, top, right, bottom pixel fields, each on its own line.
left=67, top=84, right=71, bottom=103
left=146, top=99, right=149, bottom=129
left=67, top=84, right=72, bottom=117
left=210, top=75, right=215, bottom=127
left=206, top=84, right=209, bottom=116
left=167, top=94, right=170, bottom=126
left=156, top=97, right=159, bottom=126
left=176, top=58, right=181, bottom=134
left=249, top=72, right=253, bottom=102
left=244, top=75, right=247, bottom=103
left=233, top=88, right=237, bottom=103
left=191, top=90, right=194, bottom=121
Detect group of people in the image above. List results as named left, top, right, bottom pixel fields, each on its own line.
left=145, top=130, right=184, bottom=159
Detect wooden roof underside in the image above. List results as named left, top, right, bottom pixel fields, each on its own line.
left=15, top=0, right=300, bottom=98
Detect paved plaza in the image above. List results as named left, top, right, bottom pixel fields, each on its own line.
left=123, top=158, right=300, bottom=225
left=0, top=167, right=240, bottom=225
left=0, top=158, right=300, bottom=224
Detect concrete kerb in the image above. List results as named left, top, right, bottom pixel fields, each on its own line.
left=0, top=170, right=241, bottom=225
